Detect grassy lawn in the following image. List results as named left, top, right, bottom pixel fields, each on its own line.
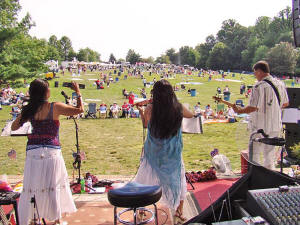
left=0, top=70, right=296, bottom=176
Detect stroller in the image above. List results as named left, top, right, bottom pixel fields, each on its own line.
left=85, top=103, right=97, bottom=119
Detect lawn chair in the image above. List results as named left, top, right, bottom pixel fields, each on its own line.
left=98, top=104, right=107, bottom=119
left=235, top=99, right=244, bottom=107
left=85, top=103, right=97, bottom=119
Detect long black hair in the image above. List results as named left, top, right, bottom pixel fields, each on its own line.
left=20, top=79, right=49, bottom=125
left=150, top=79, right=183, bottom=139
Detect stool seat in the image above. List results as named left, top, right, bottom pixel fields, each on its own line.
left=108, top=182, right=162, bottom=208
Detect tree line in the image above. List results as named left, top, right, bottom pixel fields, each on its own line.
left=0, top=1, right=298, bottom=84
left=124, top=7, right=299, bottom=76
left=0, top=0, right=100, bottom=83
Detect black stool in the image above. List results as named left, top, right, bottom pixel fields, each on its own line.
left=108, top=182, right=162, bottom=225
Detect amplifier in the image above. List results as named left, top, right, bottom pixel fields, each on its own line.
left=247, top=186, right=300, bottom=225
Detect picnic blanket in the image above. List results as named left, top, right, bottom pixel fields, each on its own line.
left=203, top=119, right=229, bottom=124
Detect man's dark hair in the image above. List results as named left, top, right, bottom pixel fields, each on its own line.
left=253, top=61, right=270, bottom=73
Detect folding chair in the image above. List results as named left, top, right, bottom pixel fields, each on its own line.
left=85, top=103, right=97, bottom=119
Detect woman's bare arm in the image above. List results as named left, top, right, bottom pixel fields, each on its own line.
left=137, top=104, right=152, bottom=128
left=54, top=101, right=84, bottom=118
left=182, top=105, right=194, bottom=118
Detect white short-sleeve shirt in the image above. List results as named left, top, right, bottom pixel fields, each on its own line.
left=248, top=75, right=289, bottom=134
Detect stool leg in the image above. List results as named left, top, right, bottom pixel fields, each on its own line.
left=154, top=204, right=158, bottom=225
left=133, top=208, right=137, bottom=225
left=114, top=207, right=117, bottom=225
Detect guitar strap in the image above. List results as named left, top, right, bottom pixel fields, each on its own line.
left=263, top=79, right=281, bottom=106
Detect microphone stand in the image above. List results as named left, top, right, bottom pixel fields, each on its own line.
left=70, top=117, right=95, bottom=192
left=63, top=94, right=95, bottom=192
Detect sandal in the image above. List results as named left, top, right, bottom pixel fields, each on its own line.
left=173, top=209, right=187, bottom=225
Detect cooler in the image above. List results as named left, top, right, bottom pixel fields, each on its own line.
left=191, top=89, right=196, bottom=97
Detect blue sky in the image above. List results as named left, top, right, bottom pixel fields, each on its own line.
left=19, top=0, right=291, bottom=61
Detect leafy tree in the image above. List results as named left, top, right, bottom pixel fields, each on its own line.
left=0, top=34, right=48, bottom=81
left=195, top=35, right=216, bottom=69
left=241, top=35, right=260, bottom=70
left=45, top=45, right=60, bottom=61
left=178, top=46, right=199, bottom=67
left=155, top=55, right=170, bottom=64
left=217, top=19, right=250, bottom=69
left=49, top=35, right=59, bottom=48
left=207, top=42, right=230, bottom=70
left=126, top=49, right=141, bottom=64
left=59, top=36, right=73, bottom=61
left=77, top=48, right=88, bottom=62
left=265, top=42, right=298, bottom=74
left=68, top=49, right=77, bottom=61
left=142, top=56, right=154, bottom=64
left=254, top=16, right=271, bottom=41
left=117, top=58, right=125, bottom=64
left=88, top=50, right=100, bottom=62
left=252, top=45, right=269, bottom=65
left=165, top=48, right=178, bottom=64
left=109, top=53, right=116, bottom=63
left=0, top=0, right=46, bottom=83
left=77, top=48, right=100, bottom=62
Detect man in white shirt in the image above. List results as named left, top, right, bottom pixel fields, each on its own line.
left=232, top=61, right=289, bottom=170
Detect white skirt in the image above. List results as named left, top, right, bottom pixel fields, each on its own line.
left=18, top=147, right=77, bottom=225
left=134, top=157, right=187, bottom=211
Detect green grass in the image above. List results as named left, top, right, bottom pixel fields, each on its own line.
left=0, top=70, right=293, bottom=175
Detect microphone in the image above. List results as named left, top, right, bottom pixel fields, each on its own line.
left=254, top=137, right=286, bottom=146
left=61, top=91, right=69, bottom=99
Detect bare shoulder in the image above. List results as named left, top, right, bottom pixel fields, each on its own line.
left=144, top=104, right=152, bottom=121
left=145, top=104, right=152, bottom=112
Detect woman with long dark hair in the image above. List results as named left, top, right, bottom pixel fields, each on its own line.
left=135, top=79, right=193, bottom=224
left=12, top=79, right=84, bottom=225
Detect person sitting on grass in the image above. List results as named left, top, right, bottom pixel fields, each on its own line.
left=194, top=102, right=202, bottom=117
left=95, top=79, right=101, bottom=89
left=110, top=102, right=120, bottom=118
left=121, top=102, right=130, bottom=118
left=216, top=110, right=226, bottom=120
left=204, top=104, right=215, bottom=119
left=122, top=88, right=129, bottom=99
left=140, top=88, right=147, bottom=99
left=99, top=103, right=107, bottom=118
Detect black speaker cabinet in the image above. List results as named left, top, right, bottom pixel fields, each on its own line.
left=285, top=123, right=300, bottom=158
left=286, top=87, right=300, bottom=108
left=293, top=0, right=300, bottom=47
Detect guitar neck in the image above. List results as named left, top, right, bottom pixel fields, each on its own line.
left=218, top=99, right=235, bottom=108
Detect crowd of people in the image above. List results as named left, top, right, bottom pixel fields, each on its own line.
left=3, top=60, right=292, bottom=225
left=193, top=102, right=236, bottom=121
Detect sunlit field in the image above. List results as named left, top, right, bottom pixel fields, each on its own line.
left=0, top=70, right=296, bottom=175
